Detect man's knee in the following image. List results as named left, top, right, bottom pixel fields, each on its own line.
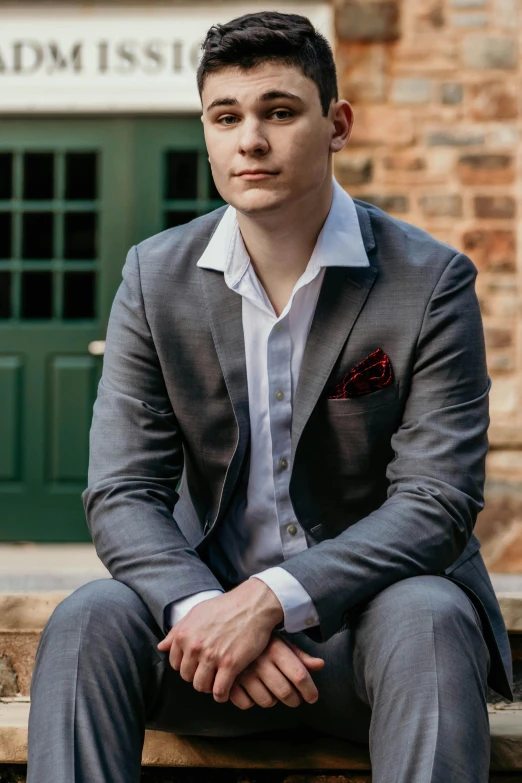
left=355, top=575, right=486, bottom=665
left=353, top=576, right=489, bottom=704
left=43, top=578, right=154, bottom=644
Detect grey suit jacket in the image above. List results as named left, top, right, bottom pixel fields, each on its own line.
left=82, top=200, right=513, bottom=700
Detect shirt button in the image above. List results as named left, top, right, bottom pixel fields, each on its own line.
left=279, top=457, right=288, bottom=470
left=275, top=389, right=284, bottom=401
left=287, top=524, right=297, bottom=536
left=305, top=617, right=316, bottom=626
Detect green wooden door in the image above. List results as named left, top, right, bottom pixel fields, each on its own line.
left=0, top=117, right=223, bottom=541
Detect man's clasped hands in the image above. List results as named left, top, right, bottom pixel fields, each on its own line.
left=158, top=576, right=325, bottom=710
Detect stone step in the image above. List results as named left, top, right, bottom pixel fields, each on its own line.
left=1, top=699, right=522, bottom=773
left=2, top=589, right=522, bottom=699
left=1, top=699, right=372, bottom=769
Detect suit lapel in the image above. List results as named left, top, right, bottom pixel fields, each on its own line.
left=290, top=201, right=378, bottom=462
left=199, top=267, right=250, bottom=524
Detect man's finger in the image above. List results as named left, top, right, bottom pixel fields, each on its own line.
left=293, top=648, right=325, bottom=669
left=230, top=683, right=255, bottom=710
left=272, top=643, right=320, bottom=703
left=168, top=640, right=183, bottom=671
left=179, top=650, right=199, bottom=683
left=192, top=659, right=217, bottom=694
left=157, top=629, right=176, bottom=651
left=282, top=639, right=325, bottom=667
left=213, top=663, right=237, bottom=702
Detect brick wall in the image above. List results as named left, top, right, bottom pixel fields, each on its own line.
left=333, top=0, right=522, bottom=568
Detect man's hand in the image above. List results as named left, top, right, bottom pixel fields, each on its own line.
left=157, top=578, right=285, bottom=702
left=229, top=634, right=325, bottom=710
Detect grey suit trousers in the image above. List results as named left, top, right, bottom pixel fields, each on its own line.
left=27, top=574, right=490, bottom=783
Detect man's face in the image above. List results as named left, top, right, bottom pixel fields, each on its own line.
left=201, top=61, right=338, bottom=216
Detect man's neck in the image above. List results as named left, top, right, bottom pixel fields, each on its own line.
left=235, top=177, right=334, bottom=317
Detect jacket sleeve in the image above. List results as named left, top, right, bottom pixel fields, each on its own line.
left=278, top=251, right=490, bottom=643
left=82, top=246, right=225, bottom=634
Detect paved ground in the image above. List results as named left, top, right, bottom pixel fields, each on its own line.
left=1, top=543, right=522, bottom=594
left=0, top=544, right=108, bottom=592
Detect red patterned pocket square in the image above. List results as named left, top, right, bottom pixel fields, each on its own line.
left=327, top=348, right=393, bottom=399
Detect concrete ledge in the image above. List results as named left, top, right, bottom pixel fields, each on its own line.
left=497, top=594, right=522, bottom=632
left=2, top=700, right=522, bottom=771
left=0, top=594, right=70, bottom=632
left=0, top=700, right=370, bottom=769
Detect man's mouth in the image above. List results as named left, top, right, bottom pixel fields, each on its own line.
left=235, top=170, right=279, bottom=180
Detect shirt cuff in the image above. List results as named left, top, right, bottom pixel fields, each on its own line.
left=249, top=567, right=319, bottom=633
left=167, top=589, right=224, bottom=628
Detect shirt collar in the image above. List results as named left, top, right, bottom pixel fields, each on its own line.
left=196, top=176, right=370, bottom=279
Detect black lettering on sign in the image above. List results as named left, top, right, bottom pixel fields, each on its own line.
left=98, top=40, right=109, bottom=73
left=189, top=41, right=201, bottom=70
left=48, top=42, right=83, bottom=73
left=143, top=40, right=164, bottom=73
left=115, top=40, right=138, bottom=73
left=172, top=40, right=183, bottom=72
left=13, top=40, right=44, bottom=74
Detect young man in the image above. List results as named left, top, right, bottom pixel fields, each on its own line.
left=28, top=11, right=512, bottom=783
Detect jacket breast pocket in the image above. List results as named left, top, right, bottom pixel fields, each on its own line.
left=325, top=380, right=400, bottom=417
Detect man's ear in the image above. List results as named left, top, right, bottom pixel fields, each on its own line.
left=330, top=100, right=354, bottom=153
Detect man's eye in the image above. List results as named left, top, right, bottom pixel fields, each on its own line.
left=271, top=110, right=293, bottom=120
left=218, top=116, right=238, bottom=125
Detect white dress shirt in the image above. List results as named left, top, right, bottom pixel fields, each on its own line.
left=168, top=176, right=369, bottom=633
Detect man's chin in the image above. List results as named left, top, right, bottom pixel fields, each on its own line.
left=228, top=188, right=287, bottom=217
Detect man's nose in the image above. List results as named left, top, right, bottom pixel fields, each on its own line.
left=238, top=118, right=269, bottom=155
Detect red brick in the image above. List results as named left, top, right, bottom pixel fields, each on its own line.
left=485, top=327, right=514, bottom=349
left=350, top=107, right=415, bottom=146
left=462, top=229, right=516, bottom=272
left=336, top=0, right=400, bottom=42
left=457, top=154, right=514, bottom=185
left=470, top=81, right=518, bottom=120
left=335, top=155, right=374, bottom=186
left=382, top=153, right=426, bottom=171
left=420, top=194, right=462, bottom=217
left=357, top=193, right=409, bottom=212
left=337, top=43, right=386, bottom=103
left=474, top=196, right=516, bottom=219
left=414, top=0, right=445, bottom=29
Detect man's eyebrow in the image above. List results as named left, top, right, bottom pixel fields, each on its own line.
left=205, top=91, right=304, bottom=113
left=206, top=97, right=239, bottom=112
left=258, top=90, right=304, bottom=104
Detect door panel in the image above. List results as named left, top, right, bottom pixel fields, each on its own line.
left=0, top=356, right=23, bottom=481
left=48, top=355, right=99, bottom=482
left=0, top=117, right=223, bottom=541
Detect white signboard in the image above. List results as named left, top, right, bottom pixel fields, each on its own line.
left=0, top=3, right=332, bottom=112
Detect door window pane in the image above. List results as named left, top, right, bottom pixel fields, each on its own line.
left=0, top=212, right=11, bottom=258
left=22, top=213, right=54, bottom=259
left=64, top=212, right=96, bottom=259
left=208, top=164, right=222, bottom=200
left=23, top=153, right=54, bottom=200
left=0, top=153, right=13, bottom=200
left=21, top=271, right=53, bottom=318
left=65, top=153, right=97, bottom=200
left=63, top=272, right=95, bottom=319
left=0, top=272, right=11, bottom=318
left=165, top=211, right=198, bottom=229
left=165, top=151, right=198, bottom=199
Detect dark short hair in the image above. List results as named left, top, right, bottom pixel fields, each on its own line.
left=197, top=11, right=338, bottom=116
